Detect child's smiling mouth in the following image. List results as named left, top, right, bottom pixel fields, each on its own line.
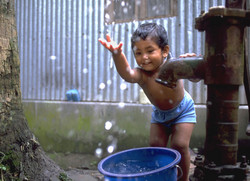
left=143, top=59, right=151, bottom=65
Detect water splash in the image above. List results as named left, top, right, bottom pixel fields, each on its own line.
left=105, top=121, right=113, bottom=130
left=50, top=55, right=57, bottom=60
left=107, top=145, right=115, bottom=154
left=107, top=138, right=117, bottom=154
left=99, top=83, right=106, bottom=90
left=120, top=83, right=127, bottom=90
left=83, top=68, right=88, bottom=74
left=118, top=102, right=125, bottom=108
left=95, top=148, right=103, bottom=158
left=105, top=13, right=110, bottom=21
left=87, top=54, right=92, bottom=59
left=107, top=80, right=112, bottom=86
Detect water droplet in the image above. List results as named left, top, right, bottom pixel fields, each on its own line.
left=105, top=121, right=113, bottom=130
left=95, top=148, right=103, bottom=158
left=105, top=13, right=110, bottom=21
left=50, top=55, right=57, bottom=60
left=99, top=83, right=106, bottom=90
left=120, top=83, right=127, bottom=90
left=83, top=68, right=88, bottom=74
left=129, top=69, right=135, bottom=75
left=118, top=102, right=125, bottom=108
left=107, top=80, right=112, bottom=85
left=133, top=46, right=137, bottom=52
left=87, top=54, right=92, bottom=59
left=107, top=145, right=114, bottom=153
left=123, top=7, right=128, bottom=14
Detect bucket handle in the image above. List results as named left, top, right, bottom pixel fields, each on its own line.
left=176, top=165, right=183, bottom=180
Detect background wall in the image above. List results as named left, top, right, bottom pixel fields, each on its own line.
left=16, top=0, right=249, bottom=158
left=15, top=0, right=248, bottom=104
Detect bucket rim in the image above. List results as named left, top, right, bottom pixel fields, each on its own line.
left=98, top=147, right=181, bottom=178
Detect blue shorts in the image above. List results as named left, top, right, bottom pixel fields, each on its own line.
left=151, top=91, right=196, bottom=128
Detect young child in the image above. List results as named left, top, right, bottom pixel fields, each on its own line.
left=99, top=23, right=196, bottom=181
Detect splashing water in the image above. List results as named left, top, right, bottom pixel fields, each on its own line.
left=87, top=54, right=92, bottom=59
left=83, top=68, right=88, bottom=74
left=99, top=83, right=106, bottom=90
left=50, top=55, right=56, bottom=60
left=120, top=83, right=127, bottom=90
left=107, top=80, right=112, bottom=86
left=123, top=7, right=128, bottom=14
left=118, top=102, right=125, bottom=108
left=105, top=121, right=113, bottom=130
left=95, top=148, right=103, bottom=158
left=105, top=13, right=110, bottom=21
left=106, top=160, right=160, bottom=174
left=107, top=145, right=115, bottom=154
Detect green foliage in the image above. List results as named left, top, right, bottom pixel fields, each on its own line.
left=58, top=173, right=73, bottom=181
left=0, top=151, right=21, bottom=181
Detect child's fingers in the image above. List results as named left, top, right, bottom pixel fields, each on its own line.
left=106, top=34, right=111, bottom=42
left=117, top=42, right=123, bottom=50
left=179, top=53, right=197, bottom=58
left=98, top=38, right=105, bottom=45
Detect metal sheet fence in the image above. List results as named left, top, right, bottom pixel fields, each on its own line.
left=15, top=0, right=247, bottom=104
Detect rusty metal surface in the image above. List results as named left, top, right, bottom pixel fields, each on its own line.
left=156, top=57, right=205, bottom=88
left=195, top=7, right=250, bottom=31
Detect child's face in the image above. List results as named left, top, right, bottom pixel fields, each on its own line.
left=133, top=38, right=169, bottom=72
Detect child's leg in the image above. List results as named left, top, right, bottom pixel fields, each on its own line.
left=170, top=123, right=195, bottom=181
left=149, top=123, right=170, bottom=147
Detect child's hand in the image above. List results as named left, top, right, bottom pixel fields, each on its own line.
left=98, top=34, right=123, bottom=55
left=179, top=53, right=201, bottom=82
left=179, top=53, right=197, bottom=58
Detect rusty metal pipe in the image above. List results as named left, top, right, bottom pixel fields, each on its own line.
left=155, top=57, right=205, bottom=88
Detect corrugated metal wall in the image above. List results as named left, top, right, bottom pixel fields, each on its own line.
left=15, top=0, right=248, bottom=104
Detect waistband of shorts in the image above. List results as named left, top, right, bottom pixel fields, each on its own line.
left=153, top=90, right=188, bottom=113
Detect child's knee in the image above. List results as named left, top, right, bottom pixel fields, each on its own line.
left=171, top=143, right=189, bottom=154
left=149, top=138, right=166, bottom=147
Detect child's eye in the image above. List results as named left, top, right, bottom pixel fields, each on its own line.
left=148, top=49, right=154, bottom=53
left=135, top=52, right=141, bottom=56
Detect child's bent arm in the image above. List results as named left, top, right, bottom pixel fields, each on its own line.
left=99, top=35, right=142, bottom=83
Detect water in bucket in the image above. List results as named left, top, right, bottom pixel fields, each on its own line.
left=98, top=147, right=182, bottom=181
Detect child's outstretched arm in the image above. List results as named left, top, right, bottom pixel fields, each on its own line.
left=99, top=34, right=141, bottom=83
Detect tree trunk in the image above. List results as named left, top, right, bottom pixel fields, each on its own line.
left=0, top=1, right=62, bottom=180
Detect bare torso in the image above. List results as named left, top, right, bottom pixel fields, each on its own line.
left=138, top=68, right=184, bottom=110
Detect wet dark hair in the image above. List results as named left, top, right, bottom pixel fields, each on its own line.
left=131, top=23, right=168, bottom=50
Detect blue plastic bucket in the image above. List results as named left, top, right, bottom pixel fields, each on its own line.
left=98, top=147, right=182, bottom=181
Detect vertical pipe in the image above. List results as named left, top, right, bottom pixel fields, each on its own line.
left=205, top=85, right=239, bottom=165
left=201, top=15, right=245, bottom=165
